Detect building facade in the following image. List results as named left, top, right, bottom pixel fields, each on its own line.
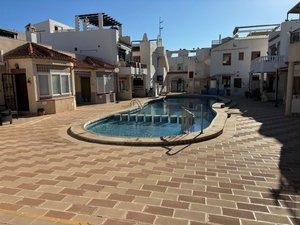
left=166, top=48, right=210, bottom=94
left=250, top=21, right=300, bottom=103
left=131, top=33, right=169, bottom=97
left=0, top=40, right=76, bottom=115
left=74, top=56, right=116, bottom=105
left=26, top=13, right=147, bottom=101
left=210, top=28, right=269, bottom=96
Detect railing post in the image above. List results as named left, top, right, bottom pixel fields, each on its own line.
left=201, top=104, right=204, bottom=134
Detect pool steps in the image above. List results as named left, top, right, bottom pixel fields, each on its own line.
left=115, top=114, right=184, bottom=124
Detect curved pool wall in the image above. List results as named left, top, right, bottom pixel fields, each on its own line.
left=86, top=96, right=217, bottom=138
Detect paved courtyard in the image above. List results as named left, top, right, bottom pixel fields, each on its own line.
left=0, top=98, right=299, bottom=225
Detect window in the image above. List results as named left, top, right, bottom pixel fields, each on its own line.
left=61, top=75, right=70, bottom=94
left=133, top=78, right=143, bottom=86
left=38, top=73, right=71, bottom=98
left=189, top=71, right=194, bottom=78
left=37, top=75, right=50, bottom=96
left=177, top=63, right=183, bottom=71
left=294, top=77, right=300, bottom=95
left=52, top=75, right=61, bottom=95
left=222, top=76, right=231, bottom=88
left=251, top=51, right=261, bottom=60
left=223, top=53, right=231, bottom=66
left=97, top=75, right=104, bottom=93
left=96, top=73, right=115, bottom=93
left=234, top=78, right=242, bottom=88
left=119, top=79, right=129, bottom=92
left=238, top=52, right=244, bottom=61
left=133, top=56, right=141, bottom=63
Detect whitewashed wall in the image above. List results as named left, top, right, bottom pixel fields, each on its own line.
left=210, top=36, right=268, bottom=95
left=32, top=20, right=119, bottom=65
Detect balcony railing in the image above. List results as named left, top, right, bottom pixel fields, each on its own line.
left=118, top=60, right=147, bottom=76
left=250, top=55, right=286, bottom=73
left=119, top=60, right=147, bottom=69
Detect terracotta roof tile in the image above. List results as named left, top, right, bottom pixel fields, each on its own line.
left=4, top=43, right=73, bottom=62
left=74, top=56, right=115, bottom=70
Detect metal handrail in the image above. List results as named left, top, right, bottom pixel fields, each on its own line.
left=130, top=99, right=143, bottom=109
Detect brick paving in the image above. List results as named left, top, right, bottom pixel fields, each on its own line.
left=0, top=98, right=299, bottom=225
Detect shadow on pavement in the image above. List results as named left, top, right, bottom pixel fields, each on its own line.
left=235, top=98, right=300, bottom=224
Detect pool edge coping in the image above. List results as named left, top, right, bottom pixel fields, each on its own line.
left=68, top=95, right=231, bottom=146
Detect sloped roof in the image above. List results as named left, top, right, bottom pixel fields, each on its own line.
left=4, top=43, right=73, bottom=62
left=74, top=56, right=115, bottom=70
left=288, top=2, right=300, bottom=14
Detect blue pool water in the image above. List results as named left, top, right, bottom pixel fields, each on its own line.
left=87, top=97, right=216, bottom=138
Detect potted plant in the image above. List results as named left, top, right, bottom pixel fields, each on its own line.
left=37, top=108, right=45, bottom=116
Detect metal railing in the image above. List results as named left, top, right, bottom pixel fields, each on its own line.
left=119, top=60, right=147, bottom=69
left=130, top=99, right=143, bottom=109
left=181, top=107, right=195, bottom=133
left=251, top=55, right=284, bottom=64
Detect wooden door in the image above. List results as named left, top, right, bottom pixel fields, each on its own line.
left=15, top=74, right=29, bottom=111
left=81, top=77, right=91, bottom=103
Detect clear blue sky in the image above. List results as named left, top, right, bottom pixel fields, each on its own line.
left=0, top=0, right=299, bottom=50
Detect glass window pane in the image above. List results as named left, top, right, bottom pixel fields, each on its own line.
left=52, top=75, right=61, bottom=95
left=61, top=75, right=70, bottom=93
left=38, top=75, right=49, bottom=96
left=96, top=74, right=105, bottom=93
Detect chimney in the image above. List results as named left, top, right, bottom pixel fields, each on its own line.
left=98, top=13, right=104, bottom=29
left=0, top=50, right=4, bottom=63
left=118, top=25, right=123, bottom=37
left=75, top=15, right=80, bottom=31
left=25, top=24, right=37, bottom=43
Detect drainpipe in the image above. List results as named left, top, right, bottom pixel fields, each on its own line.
left=275, top=68, right=279, bottom=107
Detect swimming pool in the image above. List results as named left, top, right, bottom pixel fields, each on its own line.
left=86, top=96, right=216, bottom=138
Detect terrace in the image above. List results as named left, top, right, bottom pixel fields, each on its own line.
left=0, top=97, right=298, bottom=225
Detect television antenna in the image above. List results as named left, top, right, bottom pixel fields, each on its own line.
left=158, top=17, right=164, bottom=39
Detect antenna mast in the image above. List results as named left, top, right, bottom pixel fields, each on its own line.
left=159, top=17, right=164, bottom=38
left=158, top=17, right=164, bottom=46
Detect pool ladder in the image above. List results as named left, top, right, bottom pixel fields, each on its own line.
left=130, top=99, right=143, bottom=109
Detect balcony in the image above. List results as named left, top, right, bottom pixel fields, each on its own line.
left=250, top=55, right=286, bottom=73
left=118, top=61, right=147, bottom=76
left=289, top=30, right=300, bottom=62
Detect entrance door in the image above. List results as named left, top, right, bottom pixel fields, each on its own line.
left=177, top=79, right=185, bottom=92
left=15, top=74, right=29, bottom=111
left=1, top=74, right=17, bottom=110
left=171, top=80, right=177, bottom=92
left=81, top=77, right=91, bottom=103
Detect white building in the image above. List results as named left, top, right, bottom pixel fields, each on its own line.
left=131, top=33, right=169, bottom=97
left=166, top=48, right=210, bottom=93
left=210, top=26, right=272, bottom=96
left=250, top=17, right=300, bottom=103
left=26, top=13, right=147, bottom=100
